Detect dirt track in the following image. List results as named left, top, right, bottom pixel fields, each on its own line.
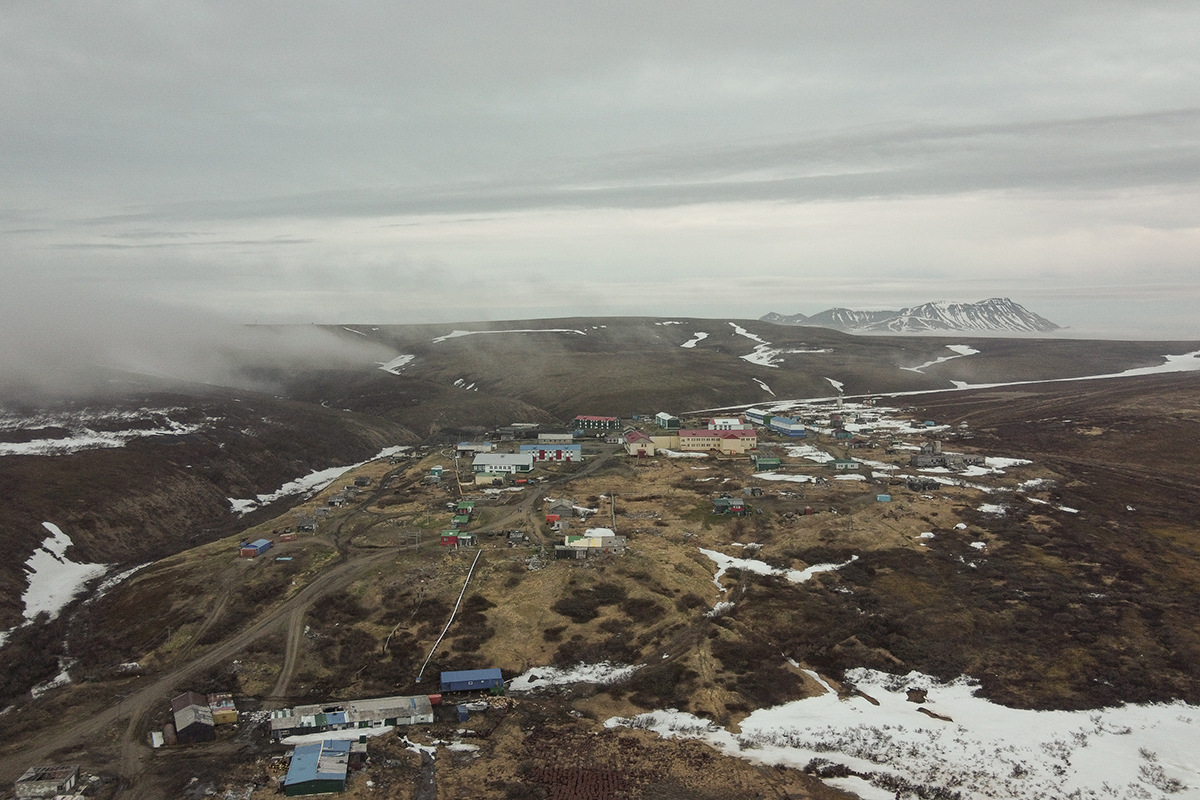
left=0, top=541, right=398, bottom=797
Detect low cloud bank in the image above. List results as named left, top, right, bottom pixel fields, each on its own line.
left=0, top=287, right=394, bottom=400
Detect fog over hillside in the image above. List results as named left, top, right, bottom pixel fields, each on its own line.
left=0, top=289, right=395, bottom=400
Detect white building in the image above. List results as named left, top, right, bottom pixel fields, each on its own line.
left=472, top=453, right=535, bottom=474
left=709, top=417, right=749, bottom=430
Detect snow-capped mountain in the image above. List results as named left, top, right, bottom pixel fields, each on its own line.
left=762, top=298, right=1059, bottom=334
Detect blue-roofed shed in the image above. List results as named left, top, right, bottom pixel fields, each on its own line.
left=284, top=739, right=350, bottom=796
left=440, top=668, right=503, bottom=693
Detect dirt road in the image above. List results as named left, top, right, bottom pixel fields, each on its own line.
left=0, top=544, right=400, bottom=797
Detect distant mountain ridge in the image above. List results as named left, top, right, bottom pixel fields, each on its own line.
left=761, top=298, right=1060, bottom=333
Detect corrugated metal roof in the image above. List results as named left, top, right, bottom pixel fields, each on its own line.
left=285, top=739, right=351, bottom=786
left=441, top=668, right=503, bottom=684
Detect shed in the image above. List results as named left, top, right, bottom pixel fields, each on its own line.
left=284, top=739, right=351, bottom=797
left=456, top=705, right=471, bottom=723
left=240, top=538, right=271, bottom=558
left=208, top=692, right=238, bottom=725
left=14, top=765, right=79, bottom=799
left=170, top=691, right=208, bottom=714
left=439, top=533, right=459, bottom=546
left=713, top=497, right=747, bottom=515
left=440, top=668, right=504, bottom=693
left=174, top=704, right=216, bottom=744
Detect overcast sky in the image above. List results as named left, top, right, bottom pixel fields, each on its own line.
left=4, top=2, right=1200, bottom=338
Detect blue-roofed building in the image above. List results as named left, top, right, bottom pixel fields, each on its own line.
left=284, top=739, right=350, bottom=796
left=768, top=416, right=807, bottom=437
left=440, top=668, right=503, bottom=693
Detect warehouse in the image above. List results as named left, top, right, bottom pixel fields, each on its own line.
left=239, top=538, right=272, bottom=558
left=768, top=416, right=807, bottom=437
left=270, top=695, right=434, bottom=741
left=654, top=412, right=680, bottom=429
left=440, top=668, right=504, bottom=693
left=283, top=739, right=350, bottom=796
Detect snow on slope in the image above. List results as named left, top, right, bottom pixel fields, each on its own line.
left=378, top=354, right=415, bottom=374
left=766, top=298, right=1058, bottom=334
left=227, top=445, right=408, bottom=515
left=902, top=344, right=981, bottom=373
left=23, top=523, right=109, bottom=621
left=681, top=332, right=709, bottom=348
left=0, top=408, right=211, bottom=457
left=510, top=662, right=641, bottom=691
left=607, top=668, right=1200, bottom=800
left=699, top=548, right=857, bottom=589
left=430, top=328, right=587, bottom=343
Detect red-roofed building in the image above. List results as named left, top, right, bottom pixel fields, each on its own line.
left=676, top=428, right=757, bottom=455
left=624, top=430, right=656, bottom=456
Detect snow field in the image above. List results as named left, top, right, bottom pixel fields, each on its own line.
left=606, top=668, right=1200, bottom=800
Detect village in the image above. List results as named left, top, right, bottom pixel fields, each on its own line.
left=14, top=394, right=1048, bottom=799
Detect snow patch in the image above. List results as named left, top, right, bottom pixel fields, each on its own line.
left=752, top=472, right=815, bottom=483
left=431, top=328, right=586, bottom=344
left=700, top=548, right=857, bottom=589
left=23, top=523, right=109, bottom=622
left=902, top=344, right=982, bottom=373
left=681, top=332, right=709, bottom=348
left=378, top=354, right=415, bottom=374
left=510, top=662, right=641, bottom=691
left=658, top=449, right=709, bottom=459
left=753, top=378, right=776, bottom=396
left=728, top=322, right=769, bottom=344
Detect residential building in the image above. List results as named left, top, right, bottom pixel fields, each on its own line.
left=713, top=497, right=747, bottom=515
left=624, top=430, right=656, bottom=456
left=572, top=415, right=620, bottom=431
left=831, top=459, right=860, bottom=471
left=674, top=428, right=758, bottom=455
left=519, top=444, right=582, bottom=462
left=708, top=417, right=748, bottom=430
